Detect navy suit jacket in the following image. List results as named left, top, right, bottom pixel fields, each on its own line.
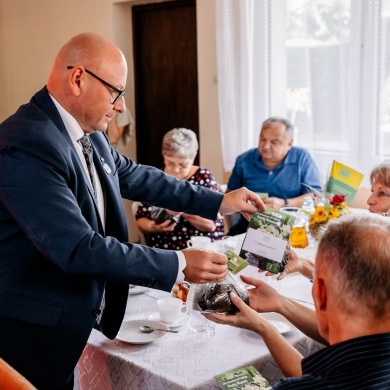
left=0, top=87, right=223, bottom=387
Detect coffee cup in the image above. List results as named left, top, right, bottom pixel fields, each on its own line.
left=187, top=236, right=212, bottom=249
left=156, top=297, right=189, bottom=324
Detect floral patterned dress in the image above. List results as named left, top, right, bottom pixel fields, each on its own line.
left=135, top=167, right=225, bottom=249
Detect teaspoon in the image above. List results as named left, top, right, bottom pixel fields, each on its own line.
left=140, top=325, right=178, bottom=334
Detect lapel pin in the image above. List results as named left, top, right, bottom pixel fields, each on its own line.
left=100, top=157, right=112, bottom=174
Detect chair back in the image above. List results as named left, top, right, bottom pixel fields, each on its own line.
left=0, top=358, right=37, bottom=389
left=131, top=202, right=149, bottom=245
left=347, top=187, right=371, bottom=210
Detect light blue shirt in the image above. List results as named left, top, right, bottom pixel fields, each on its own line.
left=228, top=147, right=322, bottom=199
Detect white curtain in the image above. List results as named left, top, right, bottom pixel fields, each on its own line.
left=216, top=0, right=272, bottom=172
left=216, top=0, right=390, bottom=187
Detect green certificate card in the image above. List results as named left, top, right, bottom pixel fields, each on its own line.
left=215, top=365, right=269, bottom=389
left=239, top=207, right=295, bottom=273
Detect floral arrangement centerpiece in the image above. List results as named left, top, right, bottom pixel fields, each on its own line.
left=309, top=194, right=350, bottom=240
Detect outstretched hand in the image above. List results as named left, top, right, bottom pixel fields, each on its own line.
left=203, top=289, right=266, bottom=333
left=219, top=187, right=265, bottom=221
left=203, top=274, right=283, bottom=330
left=240, top=275, right=283, bottom=313
left=262, top=250, right=315, bottom=280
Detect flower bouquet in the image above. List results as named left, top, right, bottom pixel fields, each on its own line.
left=309, top=194, right=350, bottom=240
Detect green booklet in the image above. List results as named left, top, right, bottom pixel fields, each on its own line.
left=215, top=365, right=269, bottom=389
left=239, top=207, right=295, bottom=273
left=226, top=250, right=249, bottom=274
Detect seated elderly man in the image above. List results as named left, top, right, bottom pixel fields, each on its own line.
left=205, top=213, right=390, bottom=388
left=227, top=116, right=322, bottom=235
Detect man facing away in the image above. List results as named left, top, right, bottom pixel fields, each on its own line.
left=205, top=213, right=390, bottom=389
left=227, top=116, right=322, bottom=235
left=0, top=32, right=264, bottom=389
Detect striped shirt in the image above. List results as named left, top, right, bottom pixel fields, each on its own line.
left=272, top=333, right=390, bottom=389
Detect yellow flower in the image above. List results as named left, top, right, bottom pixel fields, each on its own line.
left=310, top=206, right=328, bottom=224
left=309, top=195, right=351, bottom=241
left=327, top=206, right=340, bottom=219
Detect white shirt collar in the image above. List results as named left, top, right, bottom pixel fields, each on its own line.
left=49, top=94, right=85, bottom=141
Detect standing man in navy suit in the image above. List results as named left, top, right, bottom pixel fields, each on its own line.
left=0, top=33, right=264, bottom=389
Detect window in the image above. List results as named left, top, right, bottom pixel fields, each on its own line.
left=217, top=0, right=390, bottom=186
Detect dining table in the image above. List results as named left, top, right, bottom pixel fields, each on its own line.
left=76, top=234, right=324, bottom=390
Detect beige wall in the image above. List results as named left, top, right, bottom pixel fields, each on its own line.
left=0, top=0, right=223, bottom=242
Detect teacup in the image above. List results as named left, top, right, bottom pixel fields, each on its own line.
left=187, top=236, right=212, bottom=249
left=156, top=297, right=189, bottom=324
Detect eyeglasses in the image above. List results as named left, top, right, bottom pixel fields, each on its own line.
left=164, top=158, right=193, bottom=170
left=67, top=66, right=127, bottom=104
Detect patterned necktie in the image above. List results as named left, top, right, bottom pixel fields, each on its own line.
left=78, top=134, right=97, bottom=197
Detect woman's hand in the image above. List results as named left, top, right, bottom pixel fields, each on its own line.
left=136, top=217, right=177, bottom=233
left=261, top=250, right=315, bottom=280
left=181, top=213, right=216, bottom=232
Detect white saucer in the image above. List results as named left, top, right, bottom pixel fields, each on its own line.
left=116, top=319, right=169, bottom=344
left=260, top=312, right=295, bottom=335
left=128, top=285, right=150, bottom=295
left=148, top=312, right=190, bottom=328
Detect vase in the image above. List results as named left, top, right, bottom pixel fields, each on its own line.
left=309, top=222, right=327, bottom=241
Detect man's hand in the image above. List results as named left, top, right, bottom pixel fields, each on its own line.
left=220, top=187, right=265, bottom=221
left=181, top=248, right=228, bottom=283
left=203, top=286, right=306, bottom=378
left=263, top=197, right=285, bottom=210
left=203, top=290, right=266, bottom=333
left=240, top=275, right=283, bottom=313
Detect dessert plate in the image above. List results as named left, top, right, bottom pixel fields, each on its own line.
left=148, top=311, right=190, bottom=328
left=260, top=312, right=295, bottom=335
left=116, top=319, right=169, bottom=344
left=128, top=285, right=150, bottom=295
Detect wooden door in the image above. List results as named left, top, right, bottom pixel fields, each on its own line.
left=132, top=0, right=199, bottom=168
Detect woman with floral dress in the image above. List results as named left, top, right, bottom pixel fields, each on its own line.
left=135, top=128, right=224, bottom=249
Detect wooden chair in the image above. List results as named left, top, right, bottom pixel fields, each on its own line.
left=0, top=358, right=37, bottom=390
left=131, top=201, right=149, bottom=245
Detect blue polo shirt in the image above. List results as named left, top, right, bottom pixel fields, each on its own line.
left=227, top=147, right=322, bottom=199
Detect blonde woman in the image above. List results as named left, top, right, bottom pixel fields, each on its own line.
left=367, top=163, right=390, bottom=216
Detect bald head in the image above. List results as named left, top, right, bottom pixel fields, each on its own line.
left=51, top=33, right=125, bottom=75
left=47, top=33, right=127, bottom=133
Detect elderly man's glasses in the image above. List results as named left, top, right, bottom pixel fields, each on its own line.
left=67, top=66, right=126, bottom=104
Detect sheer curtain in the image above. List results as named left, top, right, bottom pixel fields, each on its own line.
left=216, top=0, right=271, bottom=172
left=216, top=0, right=390, bottom=187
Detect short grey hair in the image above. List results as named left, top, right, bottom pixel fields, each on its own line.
left=316, top=213, right=390, bottom=317
left=162, top=128, right=199, bottom=160
left=261, top=117, right=294, bottom=140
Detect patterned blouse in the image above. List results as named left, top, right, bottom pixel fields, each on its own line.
left=135, top=167, right=225, bottom=249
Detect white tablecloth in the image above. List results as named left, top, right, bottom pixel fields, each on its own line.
left=77, top=234, right=322, bottom=390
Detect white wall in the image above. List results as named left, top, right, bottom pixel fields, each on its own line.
left=0, top=0, right=223, bottom=242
